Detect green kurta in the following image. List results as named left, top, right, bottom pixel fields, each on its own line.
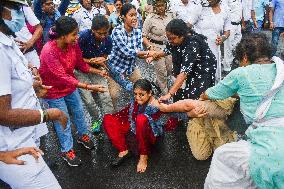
left=206, top=63, right=284, bottom=189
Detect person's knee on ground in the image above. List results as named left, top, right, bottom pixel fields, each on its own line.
left=187, top=119, right=212, bottom=160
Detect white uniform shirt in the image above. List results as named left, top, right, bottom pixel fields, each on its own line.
left=173, top=0, right=202, bottom=24
left=0, top=32, right=48, bottom=151
left=242, top=0, right=253, bottom=21
left=15, top=6, right=40, bottom=42
left=193, top=4, right=231, bottom=63
left=221, top=0, right=242, bottom=23
left=93, top=6, right=107, bottom=16
left=15, top=6, right=41, bottom=68
left=72, top=5, right=97, bottom=32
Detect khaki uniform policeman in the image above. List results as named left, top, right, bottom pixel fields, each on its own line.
left=143, top=12, right=175, bottom=94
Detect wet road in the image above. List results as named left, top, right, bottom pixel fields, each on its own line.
left=0, top=31, right=283, bottom=189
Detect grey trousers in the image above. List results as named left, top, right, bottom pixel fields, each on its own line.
left=75, top=70, right=114, bottom=121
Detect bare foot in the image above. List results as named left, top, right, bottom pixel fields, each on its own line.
left=118, top=150, right=128, bottom=157
left=137, top=155, right=148, bottom=173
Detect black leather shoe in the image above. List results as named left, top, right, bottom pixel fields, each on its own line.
left=111, top=152, right=132, bottom=167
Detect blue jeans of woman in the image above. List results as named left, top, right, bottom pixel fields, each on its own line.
left=271, top=27, right=284, bottom=55
left=44, top=89, right=88, bottom=152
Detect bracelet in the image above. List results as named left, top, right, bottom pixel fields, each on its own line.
left=43, top=110, right=49, bottom=123
left=86, top=84, right=90, bottom=90
left=39, top=109, right=44, bottom=124
left=147, top=45, right=152, bottom=50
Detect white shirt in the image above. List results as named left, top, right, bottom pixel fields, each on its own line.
left=0, top=32, right=48, bottom=151
left=193, top=5, right=231, bottom=58
left=221, top=0, right=243, bottom=23
left=15, top=6, right=41, bottom=68
left=72, top=5, right=97, bottom=32
left=93, top=6, right=107, bottom=16
left=242, top=0, right=253, bottom=21
left=173, top=0, right=202, bottom=24
left=15, top=6, right=40, bottom=42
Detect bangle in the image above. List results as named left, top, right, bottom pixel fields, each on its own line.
left=43, top=110, right=49, bottom=123
left=39, top=109, right=44, bottom=124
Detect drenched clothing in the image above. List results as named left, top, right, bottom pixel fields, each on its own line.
left=103, top=101, right=179, bottom=155
left=187, top=98, right=237, bottom=160
left=164, top=34, right=217, bottom=101
left=205, top=58, right=284, bottom=189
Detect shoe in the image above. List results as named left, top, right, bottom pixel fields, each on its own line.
left=77, top=134, right=94, bottom=149
left=91, top=119, right=102, bottom=133
left=111, top=152, right=132, bottom=167
left=62, top=149, right=82, bottom=167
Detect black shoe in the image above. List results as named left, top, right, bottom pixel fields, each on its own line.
left=62, top=149, right=82, bottom=167
left=111, top=152, right=132, bottom=167
left=77, top=134, right=94, bottom=150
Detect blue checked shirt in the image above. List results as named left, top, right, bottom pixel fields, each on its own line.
left=108, top=24, right=143, bottom=75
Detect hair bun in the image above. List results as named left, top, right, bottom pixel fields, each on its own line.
left=48, top=26, right=58, bottom=39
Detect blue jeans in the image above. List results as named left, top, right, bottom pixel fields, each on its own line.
left=44, top=90, right=88, bottom=152
left=271, top=27, right=284, bottom=55
left=253, top=20, right=264, bottom=32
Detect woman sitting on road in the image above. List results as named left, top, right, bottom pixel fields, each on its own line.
left=103, top=79, right=206, bottom=173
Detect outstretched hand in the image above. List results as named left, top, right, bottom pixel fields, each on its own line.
left=0, top=147, right=44, bottom=165
left=88, top=84, right=107, bottom=93
left=187, top=102, right=207, bottom=118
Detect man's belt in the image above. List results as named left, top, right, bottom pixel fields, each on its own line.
left=149, top=38, right=164, bottom=45
left=231, top=21, right=242, bottom=25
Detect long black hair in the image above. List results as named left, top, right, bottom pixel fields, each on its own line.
left=166, top=19, right=207, bottom=41
left=133, top=79, right=162, bottom=96
left=49, top=16, right=78, bottom=39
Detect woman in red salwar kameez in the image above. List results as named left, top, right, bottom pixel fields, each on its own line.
left=103, top=79, right=194, bottom=173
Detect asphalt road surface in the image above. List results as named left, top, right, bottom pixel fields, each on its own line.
left=0, top=30, right=283, bottom=189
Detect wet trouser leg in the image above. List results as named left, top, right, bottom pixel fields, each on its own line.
left=135, top=114, right=156, bottom=155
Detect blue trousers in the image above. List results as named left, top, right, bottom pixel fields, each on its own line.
left=44, top=89, right=88, bottom=152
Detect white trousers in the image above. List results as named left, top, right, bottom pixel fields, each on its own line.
left=204, top=140, right=257, bottom=189
left=223, top=24, right=242, bottom=71
left=0, top=154, right=61, bottom=189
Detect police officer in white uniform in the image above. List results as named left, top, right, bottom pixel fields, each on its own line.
left=15, top=5, right=42, bottom=68
left=0, top=0, right=67, bottom=188
left=221, top=0, right=242, bottom=72
left=72, top=0, right=97, bottom=32
left=171, top=0, right=202, bottom=25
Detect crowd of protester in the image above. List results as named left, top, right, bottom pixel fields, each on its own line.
left=0, top=0, right=284, bottom=188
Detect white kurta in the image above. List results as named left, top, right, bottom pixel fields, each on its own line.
left=193, top=4, right=232, bottom=82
